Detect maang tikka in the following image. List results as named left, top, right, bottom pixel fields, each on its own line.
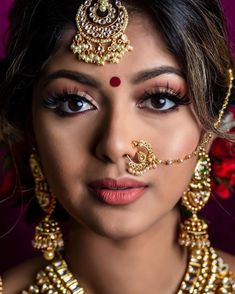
left=71, top=0, right=133, bottom=65
left=30, top=153, right=64, bottom=260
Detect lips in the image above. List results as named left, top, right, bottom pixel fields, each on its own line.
left=88, top=178, right=148, bottom=205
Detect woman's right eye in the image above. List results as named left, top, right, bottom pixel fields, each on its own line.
left=42, top=93, right=97, bottom=115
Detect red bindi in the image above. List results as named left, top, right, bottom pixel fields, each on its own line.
left=110, top=76, right=121, bottom=87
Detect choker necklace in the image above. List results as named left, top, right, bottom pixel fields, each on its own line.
left=22, top=246, right=235, bottom=293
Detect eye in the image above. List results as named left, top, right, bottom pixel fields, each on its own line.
left=141, top=95, right=175, bottom=111
left=60, top=96, right=94, bottom=113
left=138, top=89, right=190, bottom=113
left=43, top=93, right=97, bottom=115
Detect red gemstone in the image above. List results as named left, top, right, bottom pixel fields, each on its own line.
left=110, top=77, right=121, bottom=87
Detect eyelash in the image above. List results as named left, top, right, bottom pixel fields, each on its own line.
left=42, top=89, right=96, bottom=117
left=42, top=87, right=190, bottom=117
left=137, top=87, right=190, bottom=114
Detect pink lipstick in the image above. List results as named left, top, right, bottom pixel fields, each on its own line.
left=88, top=178, right=148, bottom=205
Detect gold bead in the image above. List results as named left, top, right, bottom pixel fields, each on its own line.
left=44, top=250, right=55, bottom=261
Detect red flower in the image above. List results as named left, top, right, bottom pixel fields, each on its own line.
left=212, top=181, right=232, bottom=199
left=213, top=160, right=235, bottom=181
left=210, top=106, right=235, bottom=199
left=211, top=138, right=235, bottom=158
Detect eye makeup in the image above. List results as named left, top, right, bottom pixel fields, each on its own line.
left=137, top=86, right=190, bottom=114
left=41, top=81, right=190, bottom=118
left=42, top=88, right=97, bottom=117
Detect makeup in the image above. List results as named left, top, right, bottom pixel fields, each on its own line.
left=42, top=89, right=96, bottom=116
left=137, top=86, right=190, bottom=114
left=88, top=178, right=148, bottom=205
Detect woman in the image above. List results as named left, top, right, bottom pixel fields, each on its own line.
left=1, top=0, right=235, bottom=292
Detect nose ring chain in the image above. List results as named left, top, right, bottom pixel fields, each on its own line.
left=126, top=134, right=212, bottom=176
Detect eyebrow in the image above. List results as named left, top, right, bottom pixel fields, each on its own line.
left=43, top=70, right=100, bottom=88
left=43, top=66, right=184, bottom=88
left=131, top=66, right=185, bottom=84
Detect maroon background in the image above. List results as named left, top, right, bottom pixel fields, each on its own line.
left=0, top=0, right=235, bottom=273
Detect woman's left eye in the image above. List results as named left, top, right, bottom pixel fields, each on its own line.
left=43, top=93, right=96, bottom=115
left=138, top=90, right=189, bottom=113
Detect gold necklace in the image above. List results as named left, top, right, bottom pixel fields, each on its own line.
left=178, top=247, right=235, bottom=293
left=21, top=246, right=235, bottom=294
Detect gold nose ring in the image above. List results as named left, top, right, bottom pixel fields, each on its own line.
left=126, top=135, right=212, bottom=176
left=126, top=140, right=158, bottom=176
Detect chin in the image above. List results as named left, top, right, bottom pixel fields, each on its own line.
left=93, top=222, right=149, bottom=241
left=74, top=208, right=162, bottom=241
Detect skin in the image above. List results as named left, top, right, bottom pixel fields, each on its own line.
left=33, top=15, right=200, bottom=241
left=3, top=13, right=235, bottom=294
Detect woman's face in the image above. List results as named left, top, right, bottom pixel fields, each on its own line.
left=32, top=14, right=201, bottom=240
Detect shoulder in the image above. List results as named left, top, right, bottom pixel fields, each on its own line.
left=217, top=250, right=235, bottom=273
left=1, top=255, right=46, bottom=294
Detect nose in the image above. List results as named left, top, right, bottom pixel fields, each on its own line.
left=94, top=108, right=136, bottom=165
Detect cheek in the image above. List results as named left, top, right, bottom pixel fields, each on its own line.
left=151, top=107, right=201, bottom=159
left=148, top=107, right=200, bottom=207
left=32, top=110, right=91, bottom=197
left=148, top=156, right=196, bottom=215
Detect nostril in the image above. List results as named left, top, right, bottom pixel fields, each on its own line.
left=101, top=154, right=113, bottom=163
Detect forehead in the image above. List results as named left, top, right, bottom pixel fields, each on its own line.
left=43, top=14, right=181, bottom=80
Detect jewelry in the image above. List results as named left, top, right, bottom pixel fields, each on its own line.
left=71, top=0, right=133, bottom=65
left=110, top=76, right=121, bottom=87
left=126, top=134, right=212, bottom=176
left=22, top=256, right=85, bottom=294
left=178, top=68, right=234, bottom=249
left=30, top=153, right=64, bottom=261
left=178, top=247, right=235, bottom=293
left=179, top=146, right=211, bottom=248
left=21, top=246, right=235, bottom=293
left=126, top=140, right=158, bottom=176
left=214, top=68, right=234, bottom=129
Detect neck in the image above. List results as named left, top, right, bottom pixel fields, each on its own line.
left=64, top=208, right=187, bottom=294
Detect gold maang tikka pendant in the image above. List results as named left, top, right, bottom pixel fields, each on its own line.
left=71, top=0, right=133, bottom=65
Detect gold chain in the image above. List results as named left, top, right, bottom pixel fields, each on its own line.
left=214, top=68, right=234, bottom=129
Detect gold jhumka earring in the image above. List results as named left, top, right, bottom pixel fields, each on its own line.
left=29, top=153, right=64, bottom=261
left=179, top=69, right=234, bottom=249
left=71, top=0, right=133, bottom=65
left=179, top=144, right=211, bottom=248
